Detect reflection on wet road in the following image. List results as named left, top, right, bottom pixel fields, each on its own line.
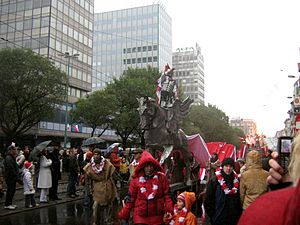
left=0, top=200, right=93, bottom=225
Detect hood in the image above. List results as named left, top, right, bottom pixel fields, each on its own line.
left=132, top=150, right=163, bottom=178
left=22, top=168, right=30, bottom=175
left=178, top=192, right=196, bottom=212
left=246, top=150, right=262, bottom=169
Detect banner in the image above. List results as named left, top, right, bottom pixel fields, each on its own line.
left=186, top=134, right=210, bottom=168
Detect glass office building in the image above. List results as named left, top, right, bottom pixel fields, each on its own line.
left=172, top=43, right=205, bottom=105
left=0, top=0, right=94, bottom=144
left=93, top=4, right=172, bottom=90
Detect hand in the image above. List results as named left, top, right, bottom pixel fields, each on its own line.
left=164, top=212, right=172, bottom=219
left=267, top=152, right=292, bottom=185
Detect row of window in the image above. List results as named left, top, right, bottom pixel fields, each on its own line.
left=54, top=61, right=92, bottom=84
left=53, top=1, right=93, bottom=31
left=123, top=45, right=158, bottom=54
left=68, top=86, right=86, bottom=98
left=123, top=56, right=158, bottom=65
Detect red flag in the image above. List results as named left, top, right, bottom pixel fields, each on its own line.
left=206, top=142, right=235, bottom=163
left=186, top=133, right=210, bottom=167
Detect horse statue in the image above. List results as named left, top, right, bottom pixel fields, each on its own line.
left=137, top=96, right=194, bottom=185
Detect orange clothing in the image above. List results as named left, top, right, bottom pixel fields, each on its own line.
left=171, top=211, right=197, bottom=225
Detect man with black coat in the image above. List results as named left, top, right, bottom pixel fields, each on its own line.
left=204, top=157, right=242, bottom=225
left=3, top=145, right=20, bottom=210
left=48, top=146, right=62, bottom=201
left=67, top=147, right=79, bottom=198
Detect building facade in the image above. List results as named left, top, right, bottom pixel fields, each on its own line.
left=93, top=4, right=172, bottom=90
left=0, top=0, right=94, bottom=145
left=172, top=43, right=205, bottom=105
left=230, top=117, right=257, bottom=135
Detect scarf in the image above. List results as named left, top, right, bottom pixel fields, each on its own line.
left=169, top=205, right=188, bottom=225
left=215, top=167, right=239, bottom=195
left=139, top=172, right=159, bottom=200
left=91, top=156, right=106, bottom=174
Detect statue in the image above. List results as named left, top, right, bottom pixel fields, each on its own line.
left=156, top=64, right=178, bottom=108
left=137, top=96, right=194, bottom=185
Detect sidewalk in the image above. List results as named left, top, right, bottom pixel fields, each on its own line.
left=0, top=173, right=84, bottom=217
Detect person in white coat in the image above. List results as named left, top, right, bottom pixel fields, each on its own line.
left=37, top=149, right=52, bottom=203
left=22, top=161, right=38, bottom=208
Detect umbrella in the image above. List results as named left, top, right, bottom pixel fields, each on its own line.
left=29, top=140, right=52, bottom=161
left=81, top=137, right=105, bottom=147
left=106, top=143, right=121, bottom=155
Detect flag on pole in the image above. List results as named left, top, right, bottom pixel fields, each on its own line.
left=71, top=124, right=79, bottom=133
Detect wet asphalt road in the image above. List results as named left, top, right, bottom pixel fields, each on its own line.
left=0, top=200, right=94, bottom=225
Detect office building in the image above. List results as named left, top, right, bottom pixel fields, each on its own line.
left=230, top=117, right=257, bottom=135
left=172, top=43, right=205, bottom=105
left=0, top=0, right=94, bottom=145
left=93, top=4, right=172, bottom=90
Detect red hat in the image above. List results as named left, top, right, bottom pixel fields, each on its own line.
left=177, top=192, right=196, bottom=211
left=177, top=192, right=186, bottom=202
left=86, top=151, right=93, bottom=160
left=24, top=161, right=32, bottom=169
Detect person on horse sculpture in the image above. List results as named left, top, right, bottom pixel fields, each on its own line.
left=157, top=64, right=178, bottom=108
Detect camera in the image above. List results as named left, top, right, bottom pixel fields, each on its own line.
left=277, top=136, right=293, bottom=173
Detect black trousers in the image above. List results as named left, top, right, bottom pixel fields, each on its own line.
left=49, top=178, right=59, bottom=199
left=5, top=181, right=16, bottom=206
left=25, top=194, right=36, bottom=207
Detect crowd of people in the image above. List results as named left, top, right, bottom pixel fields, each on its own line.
left=0, top=135, right=299, bottom=225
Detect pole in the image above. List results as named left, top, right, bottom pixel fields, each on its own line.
left=59, top=52, right=79, bottom=148
left=64, top=56, right=70, bottom=148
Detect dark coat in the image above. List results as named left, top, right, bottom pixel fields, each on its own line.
left=204, top=174, right=242, bottom=225
left=48, top=150, right=61, bottom=180
left=3, top=154, right=19, bottom=184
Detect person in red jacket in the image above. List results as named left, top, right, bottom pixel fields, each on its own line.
left=109, top=146, right=121, bottom=172
left=118, top=150, right=173, bottom=225
left=164, top=191, right=197, bottom=225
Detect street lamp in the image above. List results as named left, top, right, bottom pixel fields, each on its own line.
left=58, top=52, right=79, bottom=148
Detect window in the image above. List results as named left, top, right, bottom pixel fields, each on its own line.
left=127, top=48, right=131, bottom=53
left=142, top=57, right=147, bottom=63
left=153, top=45, right=158, bottom=50
left=142, top=46, right=147, bottom=52
left=123, top=59, right=126, bottom=64
left=138, top=47, right=141, bottom=52
left=148, top=46, right=152, bottom=51
left=148, top=57, right=152, bottom=62
left=127, top=59, right=131, bottom=64
left=132, top=47, right=136, bottom=52
left=137, top=58, right=141, bottom=63
left=132, top=58, right=136, bottom=64
left=153, top=56, right=157, bottom=62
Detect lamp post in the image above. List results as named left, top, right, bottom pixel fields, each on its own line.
left=58, top=52, right=79, bottom=148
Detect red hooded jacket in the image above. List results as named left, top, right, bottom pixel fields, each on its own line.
left=118, top=151, right=173, bottom=225
left=238, top=180, right=300, bottom=225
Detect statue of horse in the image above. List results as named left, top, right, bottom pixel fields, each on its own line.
left=137, top=96, right=194, bottom=185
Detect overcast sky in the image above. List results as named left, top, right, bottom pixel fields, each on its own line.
left=94, top=0, right=300, bottom=137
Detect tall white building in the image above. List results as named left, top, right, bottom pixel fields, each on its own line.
left=93, top=4, right=172, bottom=90
left=172, top=43, right=205, bottom=105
